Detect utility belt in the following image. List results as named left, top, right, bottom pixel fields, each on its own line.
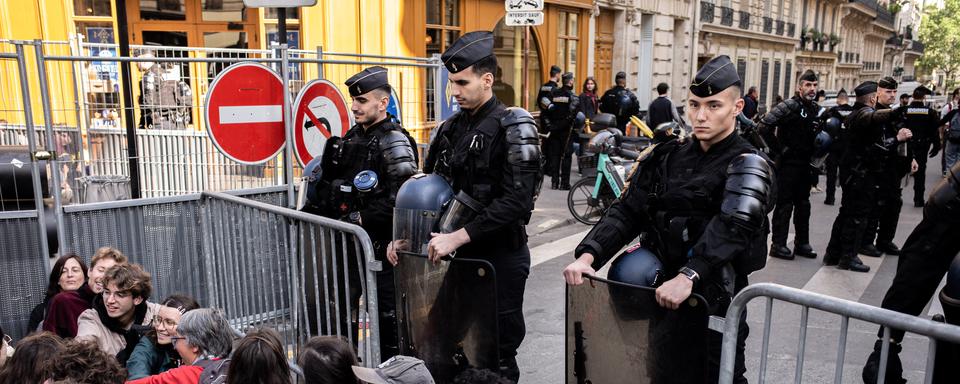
left=648, top=211, right=709, bottom=266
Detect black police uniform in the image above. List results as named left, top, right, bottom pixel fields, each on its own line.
left=757, top=71, right=821, bottom=259
left=424, top=31, right=543, bottom=382
left=902, top=95, right=941, bottom=206
left=537, top=75, right=558, bottom=135
left=302, top=66, right=419, bottom=360
left=575, top=56, right=775, bottom=383
left=599, top=72, right=640, bottom=132
left=544, top=73, right=581, bottom=189
left=823, top=81, right=901, bottom=272
left=822, top=100, right=855, bottom=204
left=861, top=162, right=960, bottom=384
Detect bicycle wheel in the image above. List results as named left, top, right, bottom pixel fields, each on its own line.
left=567, top=177, right=608, bottom=225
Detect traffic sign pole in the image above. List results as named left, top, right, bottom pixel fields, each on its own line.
left=281, top=44, right=296, bottom=208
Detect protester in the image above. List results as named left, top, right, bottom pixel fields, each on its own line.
left=742, top=86, right=759, bottom=119
left=226, top=328, right=291, bottom=384
left=298, top=336, right=360, bottom=384
left=75, top=263, right=160, bottom=364
left=44, top=247, right=127, bottom=338
left=126, top=295, right=200, bottom=380
left=126, top=308, right=234, bottom=384
left=579, top=77, right=599, bottom=120
left=352, top=356, right=435, bottom=384
left=0, top=332, right=65, bottom=384
left=46, top=340, right=126, bottom=384
left=29, top=254, right=87, bottom=332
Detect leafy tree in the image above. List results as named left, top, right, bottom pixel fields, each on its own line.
left=917, top=0, right=960, bottom=90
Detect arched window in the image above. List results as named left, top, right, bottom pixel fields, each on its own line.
left=492, top=18, right=542, bottom=109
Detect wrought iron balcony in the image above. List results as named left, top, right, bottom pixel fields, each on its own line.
left=720, top=6, right=734, bottom=26
left=739, top=11, right=751, bottom=30
left=776, top=20, right=785, bottom=35
left=787, top=23, right=795, bottom=37
left=763, top=17, right=773, bottom=34
left=701, top=2, right=715, bottom=23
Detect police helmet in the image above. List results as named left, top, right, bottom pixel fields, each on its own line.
left=395, top=173, right=454, bottom=211
left=591, top=113, right=618, bottom=130
left=303, top=155, right=324, bottom=207
left=654, top=121, right=680, bottom=136
left=608, top=245, right=663, bottom=288
left=587, top=128, right=623, bottom=155
left=823, top=117, right=842, bottom=135
left=813, top=130, right=833, bottom=158
left=617, top=94, right=634, bottom=112
left=573, top=111, right=586, bottom=131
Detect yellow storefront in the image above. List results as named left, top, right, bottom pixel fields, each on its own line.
left=0, top=0, right=591, bottom=137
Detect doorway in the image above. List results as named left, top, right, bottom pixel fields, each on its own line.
left=593, top=9, right=615, bottom=92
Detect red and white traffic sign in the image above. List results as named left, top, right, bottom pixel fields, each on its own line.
left=292, top=79, right=353, bottom=166
left=204, top=63, right=286, bottom=164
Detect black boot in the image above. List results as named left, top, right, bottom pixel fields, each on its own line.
left=862, top=340, right=906, bottom=384
left=838, top=255, right=870, bottom=272
left=822, top=252, right=839, bottom=266
left=769, top=244, right=794, bottom=260
left=859, top=244, right=882, bottom=257
left=793, top=244, right=818, bottom=259
left=915, top=199, right=925, bottom=208
left=824, top=195, right=835, bottom=205
left=551, top=178, right=559, bottom=190
left=559, top=180, right=571, bottom=190
left=876, top=241, right=901, bottom=256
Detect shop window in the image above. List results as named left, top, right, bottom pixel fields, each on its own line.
left=492, top=18, right=542, bottom=108
left=557, top=10, right=579, bottom=76
left=426, top=0, right=461, bottom=55
left=73, top=0, right=112, bottom=17
left=140, top=0, right=187, bottom=21
left=201, top=0, right=247, bottom=22
left=265, top=7, right=299, bottom=20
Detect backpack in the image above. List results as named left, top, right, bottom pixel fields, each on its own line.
left=948, top=111, right=960, bottom=142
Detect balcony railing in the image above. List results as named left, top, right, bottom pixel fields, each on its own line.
left=776, top=20, right=785, bottom=35
left=909, top=41, right=925, bottom=53
left=701, top=2, right=715, bottom=23
left=720, top=6, right=734, bottom=26
left=787, top=23, right=795, bottom=37
left=853, top=0, right=895, bottom=27
left=739, top=11, right=751, bottom=29
left=763, top=17, right=773, bottom=33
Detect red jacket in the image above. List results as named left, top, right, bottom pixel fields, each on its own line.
left=43, top=284, right=95, bottom=338
left=125, top=365, right=202, bottom=384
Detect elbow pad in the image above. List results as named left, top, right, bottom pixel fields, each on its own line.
left=720, top=153, right=774, bottom=231
left=503, top=107, right=544, bottom=192
left=379, top=130, right=419, bottom=180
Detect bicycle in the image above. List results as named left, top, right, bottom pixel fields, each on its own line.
left=567, top=131, right=644, bottom=225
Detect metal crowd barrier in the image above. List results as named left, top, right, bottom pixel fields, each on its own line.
left=717, top=283, right=960, bottom=384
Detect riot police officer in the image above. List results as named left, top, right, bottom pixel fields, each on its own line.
left=862, top=77, right=917, bottom=257
left=391, top=31, right=542, bottom=382
left=822, top=88, right=854, bottom=205
left=862, top=162, right=960, bottom=384
left=823, top=81, right=910, bottom=272
left=563, top=55, right=776, bottom=383
left=902, top=86, right=942, bottom=207
left=544, top=72, right=582, bottom=190
left=137, top=53, right=192, bottom=129
left=538, top=65, right=562, bottom=129
left=301, top=66, right=419, bottom=360
left=599, top=71, right=640, bottom=132
left=758, top=70, right=822, bottom=260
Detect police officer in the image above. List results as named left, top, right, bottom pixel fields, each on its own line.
left=903, top=86, right=942, bottom=207
left=395, top=31, right=542, bottom=382
left=823, top=81, right=910, bottom=272
left=544, top=72, right=581, bottom=190
left=563, top=55, right=775, bottom=383
left=137, top=53, right=192, bottom=129
left=822, top=88, right=854, bottom=205
left=861, top=77, right=917, bottom=257
left=862, top=162, right=960, bottom=384
left=599, top=71, right=640, bottom=132
left=301, top=66, right=419, bottom=359
left=758, top=70, right=822, bottom=260
left=538, top=65, right=562, bottom=134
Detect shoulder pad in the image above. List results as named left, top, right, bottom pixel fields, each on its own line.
left=761, top=101, right=794, bottom=125
left=504, top=107, right=541, bottom=164
left=379, top=130, right=418, bottom=179
left=502, top=107, right=537, bottom=128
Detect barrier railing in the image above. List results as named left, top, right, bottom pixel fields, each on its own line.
left=717, top=283, right=960, bottom=384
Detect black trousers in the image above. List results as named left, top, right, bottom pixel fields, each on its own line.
left=826, top=173, right=877, bottom=262
left=489, top=246, right=531, bottom=382
left=912, top=143, right=931, bottom=204
left=546, top=130, right=574, bottom=184
left=771, top=164, right=813, bottom=246
left=825, top=151, right=841, bottom=199
left=863, top=170, right=905, bottom=247
left=877, top=215, right=960, bottom=343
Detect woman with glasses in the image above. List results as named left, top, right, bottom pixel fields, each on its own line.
left=75, top=263, right=161, bottom=365
left=126, top=295, right=200, bottom=380
left=127, top=308, right=235, bottom=384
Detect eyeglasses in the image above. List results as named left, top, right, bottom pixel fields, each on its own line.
left=101, top=290, right=131, bottom=300
left=170, top=336, right=186, bottom=345
left=153, top=316, right=178, bottom=328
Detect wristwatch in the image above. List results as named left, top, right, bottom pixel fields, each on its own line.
left=678, top=267, right=700, bottom=283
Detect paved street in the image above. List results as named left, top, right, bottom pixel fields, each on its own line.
left=515, top=158, right=951, bottom=383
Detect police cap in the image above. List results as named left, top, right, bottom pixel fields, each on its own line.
left=561, top=72, right=574, bottom=83
left=854, top=81, right=878, bottom=97
left=690, top=55, right=742, bottom=97
left=878, top=76, right=898, bottom=90
left=837, top=88, right=847, bottom=96
left=441, top=30, right=494, bottom=74
left=345, top=66, right=389, bottom=97
left=799, top=69, right=818, bottom=82
left=913, top=85, right=932, bottom=98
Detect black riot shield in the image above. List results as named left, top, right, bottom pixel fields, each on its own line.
left=395, top=252, right=499, bottom=383
left=566, top=275, right=710, bottom=384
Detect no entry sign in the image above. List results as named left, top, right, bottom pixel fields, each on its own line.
left=204, top=63, right=286, bottom=164
left=292, top=79, right=353, bottom=166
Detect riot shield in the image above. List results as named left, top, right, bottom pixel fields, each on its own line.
left=566, top=275, right=709, bottom=384
left=395, top=252, right=499, bottom=383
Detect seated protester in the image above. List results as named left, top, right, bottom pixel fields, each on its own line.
left=46, top=340, right=126, bottom=384
left=44, top=247, right=128, bottom=338
left=75, top=263, right=160, bottom=364
left=226, top=328, right=291, bottom=384
left=127, top=308, right=234, bottom=384
left=126, top=295, right=200, bottom=380
left=352, top=356, right=434, bottom=384
left=297, top=336, right=360, bottom=384
left=0, top=332, right=65, bottom=384
left=29, top=254, right=88, bottom=332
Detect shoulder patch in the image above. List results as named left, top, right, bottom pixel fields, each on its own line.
left=541, top=86, right=553, bottom=92
left=906, top=108, right=928, bottom=115
left=552, top=96, right=570, bottom=103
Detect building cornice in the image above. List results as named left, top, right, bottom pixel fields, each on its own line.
left=701, top=23, right=797, bottom=47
